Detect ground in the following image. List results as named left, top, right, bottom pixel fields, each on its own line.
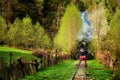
left=20, top=60, right=112, bottom=80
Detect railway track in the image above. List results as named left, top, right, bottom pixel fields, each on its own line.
left=71, top=60, right=86, bottom=80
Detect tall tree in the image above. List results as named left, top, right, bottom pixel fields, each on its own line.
left=108, top=8, right=120, bottom=80
left=7, top=18, right=22, bottom=47
left=54, top=4, right=82, bottom=53
left=20, top=16, right=34, bottom=48
left=88, top=3, right=109, bottom=52
left=33, top=22, right=52, bottom=49
left=109, top=8, right=120, bottom=57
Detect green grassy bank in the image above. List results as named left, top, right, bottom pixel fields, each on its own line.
left=0, top=46, right=39, bottom=65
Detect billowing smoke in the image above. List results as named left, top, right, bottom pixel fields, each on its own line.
left=77, top=12, right=93, bottom=42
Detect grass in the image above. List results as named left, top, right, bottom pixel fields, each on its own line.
left=0, top=46, right=31, bottom=54
left=0, top=46, right=39, bottom=65
left=20, top=60, right=113, bottom=80
left=87, top=60, right=113, bottom=80
left=20, top=60, right=77, bottom=80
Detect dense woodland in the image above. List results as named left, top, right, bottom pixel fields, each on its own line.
left=0, top=0, right=120, bottom=79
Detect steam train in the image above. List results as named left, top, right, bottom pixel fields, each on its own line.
left=76, top=41, right=88, bottom=60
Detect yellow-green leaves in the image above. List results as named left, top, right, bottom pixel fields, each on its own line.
left=54, top=4, right=82, bottom=53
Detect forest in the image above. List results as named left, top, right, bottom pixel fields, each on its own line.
left=0, top=0, right=120, bottom=80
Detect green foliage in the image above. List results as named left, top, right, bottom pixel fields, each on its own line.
left=0, top=0, right=88, bottom=50
left=1, top=0, right=44, bottom=23
left=7, top=16, right=34, bottom=48
left=54, top=4, right=82, bottom=53
left=42, top=0, right=73, bottom=37
left=7, top=18, right=22, bottom=46
left=20, top=60, right=77, bottom=80
left=110, top=8, right=120, bottom=35
left=20, top=16, right=34, bottom=48
left=0, top=16, right=7, bottom=43
left=81, top=0, right=101, bottom=10
left=33, top=22, right=44, bottom=48
left=109, top=8, right=120, bottom=57
left=42, top=34, right=52, bottom=49
left=105, top=8, right=113, bottom=24
left=88, top=39, right=97, bottom=54
left=6, top=16, right=52, bottom=49
left=105, top=0, right=119, bottom=24
left=101, top=8, right=120, bottom=79
left=33, top=22, right=52, bottom=49
left=105, top=0, right=118, bottom=13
